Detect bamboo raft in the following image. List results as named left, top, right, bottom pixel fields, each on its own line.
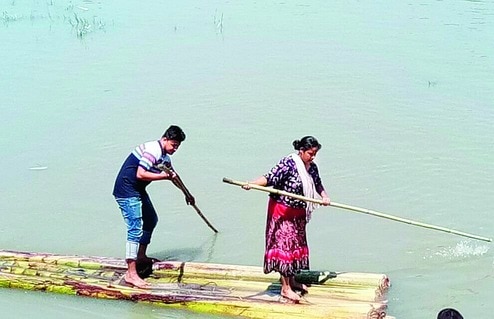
left=0, top=250, right=394, bottom=319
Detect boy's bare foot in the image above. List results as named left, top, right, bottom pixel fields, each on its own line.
left=124, top=272, right=150, bottom=289
left=281, top=288, right=301, bottom=302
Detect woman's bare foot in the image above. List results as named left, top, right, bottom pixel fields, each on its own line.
left=281, top=288, right=301, bottom=302
left=124, top=272, right=150, bottom=289
left=290, top=281, right=308, bottom=294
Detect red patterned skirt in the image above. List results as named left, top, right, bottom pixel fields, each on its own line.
left=264, top=198, right=309, bottom=277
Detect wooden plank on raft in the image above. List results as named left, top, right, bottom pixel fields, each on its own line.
left=0, top=250, right=395, bottom=319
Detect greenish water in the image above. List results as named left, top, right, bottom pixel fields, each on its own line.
left=1, top=1, right=493, bottom=318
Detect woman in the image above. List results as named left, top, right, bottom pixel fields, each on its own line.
left=243, top=136, right=330, bottom=302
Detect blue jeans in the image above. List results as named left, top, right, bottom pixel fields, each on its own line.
left=115, top=194, right=158, bottom=258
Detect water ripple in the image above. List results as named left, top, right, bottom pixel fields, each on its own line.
left=429, top=241, right=490, bottom=259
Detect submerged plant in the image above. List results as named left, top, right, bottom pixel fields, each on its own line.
left=213, top=10, right=223, bottom=34
left=93, top=16, right=105, bottom=31
left=2, top=11, right=20, bottom=23
left=3, top=2, right=107, bottom=40
left=67, top=12, right=106, bottom=38
left=69, top=12, right=91, bottom=38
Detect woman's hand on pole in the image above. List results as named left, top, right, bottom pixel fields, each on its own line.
left=321, top=197, right=331, bottom=206
left=242, top=182, right=252, bottom=190
left=242, top=176, right=267, bottom=190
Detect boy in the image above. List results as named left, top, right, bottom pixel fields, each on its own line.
left=113, top=125, right=193, bottom=288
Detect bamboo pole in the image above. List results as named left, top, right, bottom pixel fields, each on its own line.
left=152, top=261, right=389, bottom=290
left=222, top=177, right=492, bottom=243
left=0, top=251, right=388, bottom=290
left=0, top=261, right=381, bottom=303
left=157, top=164, right=218, bottom=233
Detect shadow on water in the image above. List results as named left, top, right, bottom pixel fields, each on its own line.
left=152, top=234, right=219, bottom=263
left=136, top=235, right=218, bottom=279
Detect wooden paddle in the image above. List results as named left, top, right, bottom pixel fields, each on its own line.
left=157, top=164, right=218, bottom=233
left=223, top=177, right=491, bottom=243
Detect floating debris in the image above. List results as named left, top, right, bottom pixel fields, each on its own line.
left=28, top=166, right=48, bottom=171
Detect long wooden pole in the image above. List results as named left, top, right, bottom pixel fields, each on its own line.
left=157, top=165, right=218, bottom=233
left=175, top=177, right=219, bottom=233
left=222, top=177, right=491, bottom=243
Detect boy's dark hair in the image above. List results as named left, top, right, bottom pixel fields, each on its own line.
left=162, top=125, right=186, bottom=142
left=437, top=308, right=463, bottom=319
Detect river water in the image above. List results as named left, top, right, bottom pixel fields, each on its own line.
left=1, top=1, right=493, bottom=318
